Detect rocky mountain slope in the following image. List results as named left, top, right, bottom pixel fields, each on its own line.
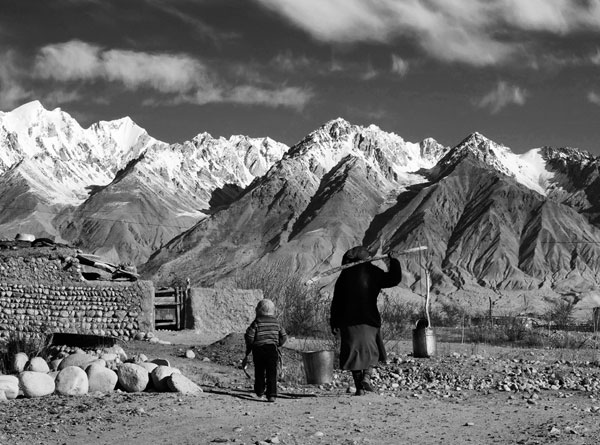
left=3, top=101, right=600, bottom=312
left=141, top=121, right=600, bottom=312
left=0, top=102, right=288, bottom=264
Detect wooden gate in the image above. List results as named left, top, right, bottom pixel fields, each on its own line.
left=154, top=286, right=188, bottom=330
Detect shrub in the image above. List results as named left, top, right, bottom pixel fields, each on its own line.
left=235, top=260, right=329, bottom=337
left=544, top=298, right=575, bottom=330
left=379, top=294, right=420, bottom=339
left=0, top=331, right=49, bottom=374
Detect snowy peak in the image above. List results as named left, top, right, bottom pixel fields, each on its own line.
left=0, top=101, right=164, bottom=204
left=288, top=118, right=448, bottom=186
left=434, top=132, right=558, bottom=195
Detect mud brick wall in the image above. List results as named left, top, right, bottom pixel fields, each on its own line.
left=187, top=287, right=263, bottom=344
left=0, top=246, right=154, bottom=340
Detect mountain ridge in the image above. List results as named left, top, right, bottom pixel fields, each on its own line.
left=3, top=101, right=600, bottom=318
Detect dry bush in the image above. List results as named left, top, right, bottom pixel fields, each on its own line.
left=235, top=260, right=329, bottom=337
left=378, top=294, right=421, bottom=339
left=544, top=298, right=575, bottom=330
left=0, top=331, right=49, bottom=374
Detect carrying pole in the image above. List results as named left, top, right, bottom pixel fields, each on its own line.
left=305, top=245, right=427, bottom=285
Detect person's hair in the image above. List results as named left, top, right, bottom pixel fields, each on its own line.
left=256, top=299, right=275, bottom=316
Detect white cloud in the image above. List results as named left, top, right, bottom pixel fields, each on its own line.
left=102, top=49, right=211, bottom=93
left=35, top=40, right=102, bottom=80
left=254, top=0, right=600, bottom=66
left=591, top=49, right=600, bottom=65
left=35, top=41, right=211, bottom=93
left=0, top=51, right=33, bottom=110
left=476, top=81, right=527, bottom=113
left=391, top=54, right=409, bottom=76
left=32, top=40, right=311, bottom=110
left=587, top=91, right=600, bottom=105
left=225, top=85, right=313, bottom=110
left=271, top=52, right=314, bottom=72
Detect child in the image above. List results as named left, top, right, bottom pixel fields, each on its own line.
left=244, top=299, right=287, bottom=402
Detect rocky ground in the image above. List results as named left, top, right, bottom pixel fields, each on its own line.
left=2, top=331, right=600, bottom=444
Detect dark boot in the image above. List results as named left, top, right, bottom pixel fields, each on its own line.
left=352, top=371, right=364, bottom=396
left=361, top=367, right=374, bottom=392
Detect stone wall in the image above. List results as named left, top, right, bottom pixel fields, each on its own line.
left=0, top=246, right=154, bottom=341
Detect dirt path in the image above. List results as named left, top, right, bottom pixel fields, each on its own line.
left=2, top=386, right=599, bottom=444
left=2, top=331, right=600, bottom=444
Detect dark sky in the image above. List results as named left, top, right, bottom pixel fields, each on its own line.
left=2, top=0, right=600, bottom=153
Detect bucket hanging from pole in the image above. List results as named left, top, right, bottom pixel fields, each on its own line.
left=413, top=269, right=436, bottom=358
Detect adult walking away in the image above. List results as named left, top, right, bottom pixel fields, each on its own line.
left=330, top=246, right=402, bottom=395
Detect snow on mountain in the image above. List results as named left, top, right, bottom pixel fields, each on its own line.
left=439, top=132, right=555, bottom=195
left=285, top=118, right=447, bottom=197
left=0, top=101, right=163, bottom=204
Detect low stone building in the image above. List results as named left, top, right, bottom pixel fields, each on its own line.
left=0, top=244, right=153, bottom=341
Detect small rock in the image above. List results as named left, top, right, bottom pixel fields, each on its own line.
left=12, top=352, right=29, bottom=373
left=185, top=349, right=196, bottom=359
left=167, top=373, right=203, bottom=394
left=26, top=357, right=50, bottom=373
left=138, top=361, right=158, bottom=374
left=151, top=366, right=180, bottom=392
left=151, top=358, right=171, bottom=367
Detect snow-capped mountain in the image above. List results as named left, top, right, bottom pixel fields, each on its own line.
left=142, top=119, right=600, bottom=317
left=0, top=101, right=160, bottom=204
left=5, top=100, right=600, bottom=316
left=56, top=132, right=289, bottom=264
left=0, top=101, right=289, bottom=263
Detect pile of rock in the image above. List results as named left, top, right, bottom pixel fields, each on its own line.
left=322, top=352, right=600, bottom=396
left=0, top=345, right=202, bottom=401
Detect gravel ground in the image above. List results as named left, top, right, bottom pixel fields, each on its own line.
left=2, top=331, right=600, bottom=444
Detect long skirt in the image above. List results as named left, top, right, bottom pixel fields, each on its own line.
left=339, top=324, right=379, bottom=371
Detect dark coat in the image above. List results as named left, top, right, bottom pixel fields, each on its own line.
left=330, top=258, right=401, bottom=330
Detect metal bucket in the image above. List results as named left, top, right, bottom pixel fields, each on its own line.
left=412, top=324, right=436, bottom=358
left=302, top=350, right=334, bottom=384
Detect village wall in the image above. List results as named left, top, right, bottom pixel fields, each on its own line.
left=187, top=287, right=263, bottom=343
left=0, top=246, right=154, bottom=340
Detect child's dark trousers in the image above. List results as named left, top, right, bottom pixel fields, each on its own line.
left=252, top=344, right=278, bottom=398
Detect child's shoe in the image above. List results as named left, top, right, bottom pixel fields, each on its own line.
left=267, top=396, right=276, bottom=403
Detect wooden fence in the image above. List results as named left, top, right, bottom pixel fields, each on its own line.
left=154, top=286, right=188, bottom=330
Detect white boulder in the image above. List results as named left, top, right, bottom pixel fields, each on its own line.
left=0, top=375, right=19, bottom=399
left=19, top=371, right=55, bottom=398
left=87, top=364, right=118, bottom=393
left=167, top=373, right=203, bottom=395
left=117, top=363, right=149, bottom=392
left=12, top=352, right=29, bottom=373
left=150, top=365, right=180, bottom=392
left=26, top=357, right=50, bottom=373
left=57, top=353, right=96, bottom=370
left=55, top=366, right=89, bottom=396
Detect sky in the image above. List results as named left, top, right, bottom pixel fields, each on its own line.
left=2, top=0, right=600, bottom=154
